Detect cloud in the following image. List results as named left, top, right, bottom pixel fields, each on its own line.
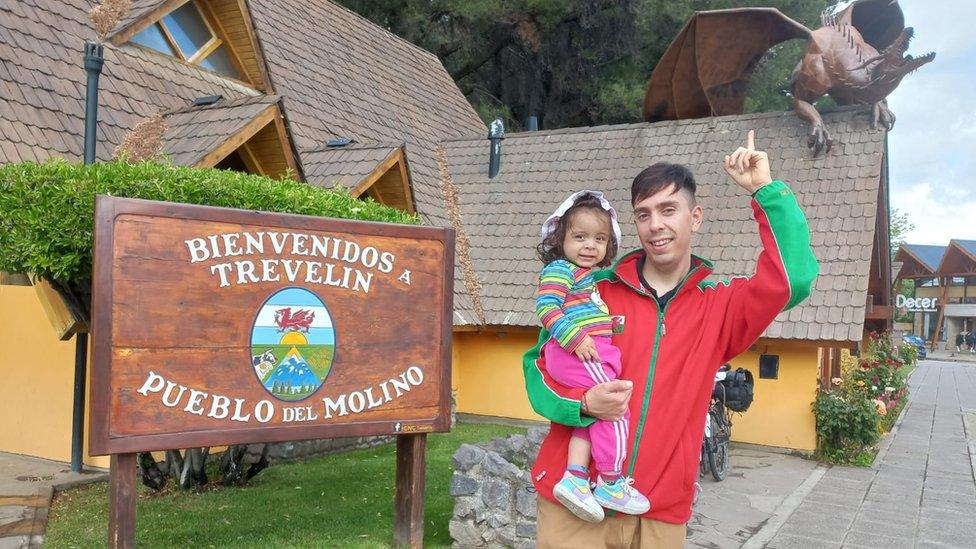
left=885, top=0, right=976, bottom=242
left=891, top=182, right=976, bottom=245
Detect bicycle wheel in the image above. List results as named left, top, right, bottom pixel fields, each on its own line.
left=707, top=412, right=730, bottom=481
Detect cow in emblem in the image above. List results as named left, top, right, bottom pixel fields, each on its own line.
left=274, top=307, right=315, bottom=333
left=252, top=349, right=276, bottom=379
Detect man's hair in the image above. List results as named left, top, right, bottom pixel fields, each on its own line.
left=537, top=195, right=618, bottom=268
left=631, top=162, right=697, bottom=206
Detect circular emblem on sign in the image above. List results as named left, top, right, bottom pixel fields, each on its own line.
left=250, top=287, right=336, bottom=402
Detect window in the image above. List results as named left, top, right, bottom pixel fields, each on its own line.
left=131, top=1, right=242, bottom=80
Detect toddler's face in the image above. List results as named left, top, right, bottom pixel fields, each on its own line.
left=562, top=209, right=611, bottom=268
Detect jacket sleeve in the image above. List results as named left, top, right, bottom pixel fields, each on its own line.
left=535, top=260, right=585, bottom=351
left=522, top=328, right=596, bottom=427
left=711, top=180, right=819, bottom=363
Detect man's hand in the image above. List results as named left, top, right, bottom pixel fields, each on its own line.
left=583, top=379, right=633, bottom=421
left=723, top=130, right=772, bottom=194
left=573, top=335, right=601, bottom=363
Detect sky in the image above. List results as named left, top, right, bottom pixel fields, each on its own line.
left=882, top=0, right=976, bottom=245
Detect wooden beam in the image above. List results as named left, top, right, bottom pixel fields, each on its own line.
left=236, top=0, right=275, bottom=92
left=196, top=0, right=254, bottom=86
left=397, top=150, right=415, bottom=214
left=351, top=148, right=403, bottom=197
left=31, top=275, right=87, bottom=340
left=930, top=277, right=949, bottom=350
left=238, top=142, right=266, bottom=176
left=864, top=304, right=893, bottom=321
left=272, top=110, right=301, bottom=179
left=194, top=105, right=276, bottom=168
left=108, top=454, right=137, bottom=549
left=186, top=36, right=222, bottom=65
left=109, top=0, right=189, bottom=46
left=393, top=434, right=426, bottom=548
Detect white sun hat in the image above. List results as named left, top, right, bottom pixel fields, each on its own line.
left=540, top=190, right=622, bottom=250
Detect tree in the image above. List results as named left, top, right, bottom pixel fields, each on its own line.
left=890, top=207, right=914, bottom=259
left=890, top=208, right=916, bottom=324
left=338, top=0, right=836, bottom=129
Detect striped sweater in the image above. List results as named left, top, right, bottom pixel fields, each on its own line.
left=535, top=259, right=613, bottom=352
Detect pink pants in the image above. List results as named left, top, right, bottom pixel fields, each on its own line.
left=543, top=336, right=629, bottom=475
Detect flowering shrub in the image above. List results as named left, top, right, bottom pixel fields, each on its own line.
left=813, top=332, right=912, bottom=463
left=899, top=343, right=919, bottom=367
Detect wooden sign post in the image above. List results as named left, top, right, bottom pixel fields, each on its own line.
left=90, top=196, right=453, bottom=548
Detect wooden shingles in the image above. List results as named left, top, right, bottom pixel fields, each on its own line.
left=159, top=95, right=280, bottom=168
left=247, top=0, right=486, bottom=224
left=438, top=108, right=888, bottom=342
left=0, top=0, right=258, bottom=164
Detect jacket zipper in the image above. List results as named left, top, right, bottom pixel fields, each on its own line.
left=620, top=265, right=700, bottom=478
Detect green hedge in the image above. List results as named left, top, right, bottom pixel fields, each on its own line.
left=0, top=160, right=418, bottom=284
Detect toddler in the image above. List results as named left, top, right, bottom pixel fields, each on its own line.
left=535, top=190, right=651, bottom=522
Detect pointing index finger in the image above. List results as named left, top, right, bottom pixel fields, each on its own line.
left=747, top=129, right=755, bottom=150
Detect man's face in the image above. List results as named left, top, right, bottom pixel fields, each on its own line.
left=633, top=184, right=703, bottom=272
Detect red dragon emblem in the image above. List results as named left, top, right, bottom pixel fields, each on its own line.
left=274, top=307, right=315, bottom=333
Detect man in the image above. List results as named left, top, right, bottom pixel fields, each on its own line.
left=523, top=131, right=818, bottom=547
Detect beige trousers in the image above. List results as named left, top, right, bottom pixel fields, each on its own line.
left=536, top=496, right=687, bottom=548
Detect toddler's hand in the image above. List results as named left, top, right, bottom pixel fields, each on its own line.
left=574, top=335, right=601, bottom=364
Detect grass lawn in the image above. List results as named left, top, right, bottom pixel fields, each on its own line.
left=46, top=423, right=525, bottom=548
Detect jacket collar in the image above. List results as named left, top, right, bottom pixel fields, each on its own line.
left=604, top=248, right=714, bottom=297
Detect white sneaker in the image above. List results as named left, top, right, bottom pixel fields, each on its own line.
left=553, top=472, right=605, bottom=522
left=592, top=476, right=651, bottom=515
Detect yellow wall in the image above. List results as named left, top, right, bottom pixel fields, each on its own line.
left=0, top=285, right=109, bottom=468
left=724, top=342, right=819, bottom=451
left=452, top=330, right=819, bottom=451
left=452, top=331, right=543, bottom=422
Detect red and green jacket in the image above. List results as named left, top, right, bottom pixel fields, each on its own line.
left=523, top=180, right=818, bottom=524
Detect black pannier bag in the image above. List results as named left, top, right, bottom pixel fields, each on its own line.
left=718, top=368, right=754, bottom=412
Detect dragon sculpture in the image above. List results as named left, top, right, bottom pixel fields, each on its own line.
left=643, top=0, right=935, bottom=154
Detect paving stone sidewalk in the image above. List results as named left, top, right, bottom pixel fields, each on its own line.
left=763, top=359, right=976, bottom=548
left=0, top=454, right=106, bottom=548
left=689, top=446, right=821, bottom=549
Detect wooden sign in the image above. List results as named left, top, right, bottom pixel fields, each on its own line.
left=90, top=196, right=453, bottom=548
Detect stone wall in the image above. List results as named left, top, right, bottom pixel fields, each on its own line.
left=248, top=435, right=394, bottom=463
left=450, top=426, right=548, bottom=548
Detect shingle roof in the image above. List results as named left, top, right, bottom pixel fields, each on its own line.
left=302, top=142, right=402, bottom=189
left=160, top=95, right=280, bottom=166
left=0, top=0, right=257, bottom=165
left=900, top=244, right=946, bottom=272
left=108, top=0, right=166, bottom=38
left=247, top=0, right=486, bottom=225
left=437, top=107, right=887, bottom=342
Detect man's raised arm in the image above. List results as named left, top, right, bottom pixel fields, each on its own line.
left=710, top=130, right=819, bottom=363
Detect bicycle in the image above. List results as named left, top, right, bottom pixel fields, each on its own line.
left=700, top=365, right=733, bottom=481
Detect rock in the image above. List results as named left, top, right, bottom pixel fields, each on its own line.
left=453, top=495, right=479, bottom=517
left=482, top=479, right=513, bottom=509
left=454, top=444, right=487, bottom=472
left=496, top=524, right=517, bottom=547
left=526, top=426, right=548, bottom=446
left=450, top=431, right=551, bottom=547
left=516, top=521, right=537, bottom=538
left=450, top=518, right=486, bottom=547
left=451, top=473, right=481, bottom=496
left=484, top=451, right=521, bottom=479
left=516, top=486, right=537, bottom=517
